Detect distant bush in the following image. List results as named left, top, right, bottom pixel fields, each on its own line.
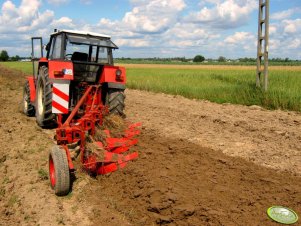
left=193, top=55, right=205, bottom=62
left=218, top=56, right=226, bottom=62
left=0, top=50, right=9, bottom=61
left=10, top=55, right=20, bottom=61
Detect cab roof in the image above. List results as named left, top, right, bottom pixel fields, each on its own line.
left=50, top=29, right=118, bottom=49
left=51, top=29, right=111, bottom=39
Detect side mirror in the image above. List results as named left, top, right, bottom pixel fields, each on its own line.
left=44, top=43, right=50, bottom=51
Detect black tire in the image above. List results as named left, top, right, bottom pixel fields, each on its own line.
left=49, top=145, right=70, bottom=196
left=106, top=89, right=126, bottom=117
left=22, top=80, right=35, bottom=116
left=35, top=66, right=56, bottom=127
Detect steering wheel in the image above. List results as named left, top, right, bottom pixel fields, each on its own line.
left=65, top=54, right=73, bottom=60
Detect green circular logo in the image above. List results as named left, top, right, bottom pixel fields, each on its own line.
left=267, top=206, right=299, bottom=224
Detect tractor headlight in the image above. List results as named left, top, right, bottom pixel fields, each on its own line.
left=116, top=69, right=123, bottom=81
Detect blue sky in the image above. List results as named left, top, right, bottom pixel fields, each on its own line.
left=0, top=0, right=300, bottom=59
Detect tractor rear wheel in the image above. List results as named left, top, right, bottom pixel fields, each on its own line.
left=36, top=66, right=56, bottom=127
left=49, top=145, right=70, bottom=196
left=22, top=80, right=35, bottom=116
left=106, top=89, right=126, bottom=117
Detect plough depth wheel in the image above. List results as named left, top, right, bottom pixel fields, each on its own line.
left=49, top=145, right=70, bottom=196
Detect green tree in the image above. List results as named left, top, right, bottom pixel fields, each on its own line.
left=0, top=50, right=9, bottom=61
left=193, top=55, right=205, bottom=62
left=11, top=55, right=20, bottom=61
left=218, top=56, right=226, bottom=62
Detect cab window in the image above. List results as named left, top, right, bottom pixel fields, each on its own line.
left=51, top=34, right=63, bottom=59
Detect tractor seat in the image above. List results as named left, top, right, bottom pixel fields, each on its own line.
left=71, top=52, right=88, bottom=62
left=71, top=52, right=99, bottom=82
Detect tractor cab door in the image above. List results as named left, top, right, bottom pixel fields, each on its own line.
left=31, top=37, right=43, bottom=81
left=47, top=34, right=74, bottom=80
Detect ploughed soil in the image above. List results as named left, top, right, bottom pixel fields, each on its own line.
left=0, top=64, right=300, bottom=226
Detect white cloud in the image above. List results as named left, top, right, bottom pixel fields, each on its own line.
left=269, top=39, right=281, bottom=50
left=270, top=19, right=301, bottom=37
left=287, top=38, right=301, bottom=49
left=0, top=0, right=52, bottom=33
left=0, top=0, right=300, bottom=59
left=164, top=22, right=220, bottom=50
left=122, top=0, right=186, bottom=33
left=269, top=25, right=277, bottom=35
left=0, top=1, right=18, bottom=24
left=51, top=17, right=75, bottom=29
left=186, top=0, right=257, bottom=28
left=283, top=19, right=301, bottom=34
left=269, top=7, right=301, bottom=58
left=128, top=1, right=183, bottom=32
left=80, top=0, right=92, bottom=4
left=0, top=0, right=74, bottom=33
left=47, top=0, right=69, bottom=5
left=0, top=0, right=75, bottom=56
left=115, top=38, right=150, bottom=47
left=82, top=0, right=187, bottom=51
left=271, top=8, right=301, bottom=20
left=269, top=18, right=301, bottom=58
left=225, top=32, right=255, bottom=44
left=216, top=31, right=257, bottom=56
left=166, top=23, right=207, bottom=40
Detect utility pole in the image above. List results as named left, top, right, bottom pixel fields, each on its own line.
left=256, top=0, right=270, bottom=91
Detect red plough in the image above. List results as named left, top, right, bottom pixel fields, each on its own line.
left=53, top=85, right=140, bottom=183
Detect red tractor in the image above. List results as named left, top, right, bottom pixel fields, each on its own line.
left=23, top=30, right=140, bottom=196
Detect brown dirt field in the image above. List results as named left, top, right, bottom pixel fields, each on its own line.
left=117, top=63, right=301, bottom=71
left=0, top=65, right=300, bottom=226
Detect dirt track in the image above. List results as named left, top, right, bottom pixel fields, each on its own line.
left=0, top=65, right=300, bottom=226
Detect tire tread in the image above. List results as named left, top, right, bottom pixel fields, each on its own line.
left=23, top=80, right=35, bottom=116
left=49, top=146, right=70, bottom=196
left=36, top=66, right=56, bottom=127
left=107, top=89, right=125, bottom=117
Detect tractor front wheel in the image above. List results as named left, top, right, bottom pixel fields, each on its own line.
left=49, top=145, right=70, bottom=196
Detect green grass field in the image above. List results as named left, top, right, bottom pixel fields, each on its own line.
left=115, top=58, right=301, bottom=66
left=1, top=61, right=301, bottom=112
left=126, top=67, right=301, bottom=111
left=1, top=61, right=33, bottom=74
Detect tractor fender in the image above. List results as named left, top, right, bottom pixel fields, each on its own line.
left=27, top=77, right=36, bottom=103
left=99, top=65, right=126, bottom=85
left=106, top=82, right=126, bottom=90
left=101, top=82, right=126, bottom=90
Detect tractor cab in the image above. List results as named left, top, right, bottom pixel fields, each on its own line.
left=46, top=30, right=119, bottom=83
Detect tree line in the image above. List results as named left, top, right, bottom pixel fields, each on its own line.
left=0, top=50, right=21, bottom=61
left=117, top=55, right=300, bottom=63
left=1, top=49, right=300, bottom=63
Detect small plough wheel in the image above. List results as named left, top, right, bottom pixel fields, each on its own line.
left=49, top=145, right=70, bottom=196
